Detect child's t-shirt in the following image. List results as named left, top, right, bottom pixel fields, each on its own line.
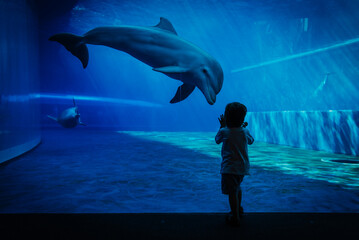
left=215, top=127, right=254, bottom=175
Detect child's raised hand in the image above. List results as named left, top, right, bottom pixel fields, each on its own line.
left=218, top=114, right=226, bottom=128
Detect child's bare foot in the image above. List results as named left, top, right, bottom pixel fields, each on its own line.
left=239, top=207, right=244, bottom=219
left=229, top=209, right=244, bottom=219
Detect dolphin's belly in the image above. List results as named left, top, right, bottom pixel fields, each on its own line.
left=58, top=117, right=77, bottom=128
left=126, top=44, right=196, bottom=68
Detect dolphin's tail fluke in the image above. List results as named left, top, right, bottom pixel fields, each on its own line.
left=47, top=115, right=58, bottom=122
left=49, top=33, right=89, bottom=68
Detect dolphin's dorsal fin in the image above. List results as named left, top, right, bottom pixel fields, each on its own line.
left=170, top=83, right=195, bottom=104
left=154, top=17, right=178, bottom=35
left=153, top=66, right=189, bottom=73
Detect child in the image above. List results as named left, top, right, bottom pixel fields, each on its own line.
left=215, top=102, right=254, bottom=226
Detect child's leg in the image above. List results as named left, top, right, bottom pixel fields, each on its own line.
left=238, top=188, right=244, bottom=216
left=222, top=174, right=241, bottom=225
left=238, top=175, right=244, bottom=216
left=229, top=189, right=243, bottom=217
left=228, top=192, right=239, bottom=220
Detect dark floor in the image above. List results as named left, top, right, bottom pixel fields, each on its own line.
left=1, top=213, right=358, bottom=240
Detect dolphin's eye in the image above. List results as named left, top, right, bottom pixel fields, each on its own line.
left=202, top=69, right=208, bottom=74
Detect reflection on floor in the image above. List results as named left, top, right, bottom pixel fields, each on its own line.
left=0, top=129, right=358, bottom=213
left=122, top=131, right=359, bottom=189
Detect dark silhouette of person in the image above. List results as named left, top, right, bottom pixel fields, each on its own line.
left=215, top=102, right=254, bottom=226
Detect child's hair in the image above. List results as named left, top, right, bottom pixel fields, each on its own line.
left=224, top=102, right=247, bottom=128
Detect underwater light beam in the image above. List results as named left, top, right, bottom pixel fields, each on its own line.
left=31, top=93, right=163, bottom=108
left=232, top=37, right=359, bottom=73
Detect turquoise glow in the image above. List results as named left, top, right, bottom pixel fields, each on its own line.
left=120, top=131, right=359, bottom=190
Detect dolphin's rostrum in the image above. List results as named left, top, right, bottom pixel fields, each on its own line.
left=49, top=18, right=223, bottom=105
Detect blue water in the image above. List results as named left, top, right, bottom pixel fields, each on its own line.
left=38, top=0, right=359, bottom=130
left=0, top=129, right=358, bottom=213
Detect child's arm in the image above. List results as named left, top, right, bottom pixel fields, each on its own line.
left=215, top=130, right=223, bottom=144
left=218, top=114, right=226, bottom=128
left=246, top=130, right=254, bottom=145
left=215, top=114, right=225, bottom=144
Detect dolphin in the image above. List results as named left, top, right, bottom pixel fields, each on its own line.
left=47, top=99, right=86, bottom=128
left=49, top=17, right=223, bottom=105
left=312, top=72, right=337, bottom=98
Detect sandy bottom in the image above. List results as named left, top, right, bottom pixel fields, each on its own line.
left=0, top=129, right=358, bottom=213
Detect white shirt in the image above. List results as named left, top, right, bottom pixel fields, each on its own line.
left=215, top=127, right=254, bottom=175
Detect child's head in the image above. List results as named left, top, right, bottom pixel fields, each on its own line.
left=224, top=102, right=247, bottom=128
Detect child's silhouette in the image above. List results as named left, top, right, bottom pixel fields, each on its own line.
left=215, top=102, right=254, bottom=226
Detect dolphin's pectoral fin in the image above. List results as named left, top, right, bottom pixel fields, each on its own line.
left=47, top=115, right=58, bottom=122
left=170, top=84, right=195, bottom=104
left=49, top=33, right=89, bottom=68
left=153, top=66, right=189, bottom=73
left=153, top=66, right=194, bottom=103
left=79, top=122, right=86, bottom=126
left=154, top=17, right=178, bottom=35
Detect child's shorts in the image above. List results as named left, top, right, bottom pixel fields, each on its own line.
left=221, top=174, right=244, bottom=195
